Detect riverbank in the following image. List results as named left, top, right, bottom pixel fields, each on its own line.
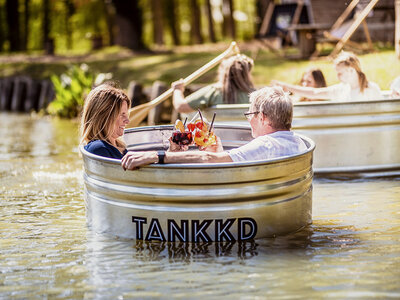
left=0, top=41, right=399, bottom=90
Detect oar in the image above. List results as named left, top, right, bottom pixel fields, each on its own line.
left=126, top=41, right=240, bottom=128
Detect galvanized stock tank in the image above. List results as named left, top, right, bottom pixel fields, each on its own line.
left=183, top=98, right=400, bottom=176
left=81, top=125, right=315, bottom=242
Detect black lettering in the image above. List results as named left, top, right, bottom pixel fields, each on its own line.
left=132, top=216, right=147, bottom=240
left=237, top=218, right=257, bottom=240
left=168, top=219, right=188, bottom=242
left=215, top=218, right=235, bottom=242
left=145, top=218, right=166, bottom=241
left=191, top=220, right=213, bottom=242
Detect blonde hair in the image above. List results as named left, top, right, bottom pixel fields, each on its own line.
left=250, top=86, right=292, bottom=130
left=80, top=83, right=131, bottom=150
left=217, top=54, right=255, bottom=104
left=334, top=51, right=368, bottom=92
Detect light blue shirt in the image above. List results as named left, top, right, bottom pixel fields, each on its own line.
left=227, top=131, right=308, bottom=162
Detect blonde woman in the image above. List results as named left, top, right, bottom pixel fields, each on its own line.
left=272, top=52, right=382, bottom=101
left=172, top=54, right=256, bottom=113
left=80, top=83, right=131, bottom=159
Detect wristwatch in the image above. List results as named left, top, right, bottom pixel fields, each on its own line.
left=157, top=150, right=166, bottom=164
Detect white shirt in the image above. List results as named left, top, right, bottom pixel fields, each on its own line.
left=327, top=82, right=382, bottom=101
left=227, top=131, right=308, bottom=162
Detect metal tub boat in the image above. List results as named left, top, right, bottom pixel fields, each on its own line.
left=81, top=125, right=315, bottom=242
left=182, top=98, right=400, bottom=176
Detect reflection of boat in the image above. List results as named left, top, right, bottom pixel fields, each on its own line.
left=81, top=125, right=315, bottom=242
left=182, top=98, right=400, bottom=176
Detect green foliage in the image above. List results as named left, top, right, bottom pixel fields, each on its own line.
left=47, top=64, right=112, bottom=118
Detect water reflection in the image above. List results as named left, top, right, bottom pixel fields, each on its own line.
left=1, top=113, right=400, bottom=299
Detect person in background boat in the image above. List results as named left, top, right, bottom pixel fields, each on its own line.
left=80, top=83, right=131, bottom=159
left=171, top=54, right=255, bottom=113
left=390, top=76, right=400, bottom=99
left=121, top=86, right=307, bottom=170
left=297, top=68, right=327, bottom=102
left=272, top=51, right=382, bottom=101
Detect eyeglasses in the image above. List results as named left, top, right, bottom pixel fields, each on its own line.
left=244, top=111, right=259, bottom=120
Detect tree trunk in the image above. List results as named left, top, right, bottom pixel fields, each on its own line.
left=190, top=0, right=203, bottom=44
left=165, top=0, right=180, bottom=45
left=222, top=0, right=236, bottom=40
left=22, top=0, right=30, bottom=51
left=396, top=0, right=400, bottom=59
left=206, top=0, right=216, bottom=43
left=64, top=0, right=74, bottom=50
left=6, top=0, right=21, bottom=51
left=103, top=0, right=115, bottom=46
left=43, top=0, right=53, bottom=54
left=0, top=2, right=5, bottom=51
left=151, top=0, right=164, bottom=45
left=112, top=0, right=144, bottom=51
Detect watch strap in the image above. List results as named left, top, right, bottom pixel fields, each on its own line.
left=157, top=150, right=166, bottom=164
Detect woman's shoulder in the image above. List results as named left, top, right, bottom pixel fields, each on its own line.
left=84, top=140, right=124, bottom=159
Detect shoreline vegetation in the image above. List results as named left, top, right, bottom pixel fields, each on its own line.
left=0, top=42, right=399, bottom=92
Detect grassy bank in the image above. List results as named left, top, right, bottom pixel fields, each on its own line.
left=0, top=43, right=399, bottom=90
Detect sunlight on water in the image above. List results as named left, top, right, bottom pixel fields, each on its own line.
left=0, top=113, right=399, bottom=298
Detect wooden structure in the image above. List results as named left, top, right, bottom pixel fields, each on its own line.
left=258, top=0, right=395, bottom=58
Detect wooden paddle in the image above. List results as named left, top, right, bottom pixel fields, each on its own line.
left=126, top=41, right=240, bottom=128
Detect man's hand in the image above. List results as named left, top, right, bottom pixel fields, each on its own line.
left=199, top=136, right=224, bottom=153
left=121, top=151, right=158, bottom=170
left=168, top=137, right=189, bottom=152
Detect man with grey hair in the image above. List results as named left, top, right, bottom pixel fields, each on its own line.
left=122, top=86, right=307, bottom=170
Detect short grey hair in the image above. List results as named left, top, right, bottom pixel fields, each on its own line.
left=249, top=86, right=293, bottom=130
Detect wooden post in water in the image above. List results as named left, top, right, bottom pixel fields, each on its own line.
left=0, top=78, right=13, bottom=111
left=37, top=80, right=54, bottom=111
left=127, top=81, right=147, bottom=107
left=147, top=81, right=167, bottom=125
left=24, top=78, right=40, bottom=113
left=11, top=77, right=27, bottom=112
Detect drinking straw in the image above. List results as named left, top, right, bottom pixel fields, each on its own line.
left=183, top=117, right=188, bottom=127
left=209, top=112, right=216, bottom=133
left=198, top=109, right=204, bottom=123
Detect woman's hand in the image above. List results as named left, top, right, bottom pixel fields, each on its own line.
left=168, top=137, right=189, bottom=152
left=121, top=151, right=158, bottom=170
left=171, top=78, right=185, bottom=92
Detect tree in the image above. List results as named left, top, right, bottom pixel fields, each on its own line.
left=165, top=0, right=180, bottom=45
left=151, top=0, right=164, bottom=45
left=112, top=0, right=145, bottom=51
left=190, top=0, right=203, bottom=44
left=22, top=0, right=30, bottom=51
left=6, top=0, right=21, bottom=51
left=205, top=0, right=216, bottom=43
left=43, top=0, right=53, bottom=54
left=222, top=0, right=236, bottom=39
left=63, top=0, right=75, bottom=50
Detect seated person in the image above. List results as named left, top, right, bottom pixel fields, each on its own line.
left=80, top=83, right=131, bottom=159
left=172, top=54, right=255, bottom=113
left=298, top=68, right=327, bottom=102
left=390, top=76, right=400, bottom=99
left=273, top=51, right=382, bottom=102
left=121, top=86, right=308, bottom=170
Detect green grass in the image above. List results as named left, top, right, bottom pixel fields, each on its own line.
left=0, top=44, right=399, bottom=90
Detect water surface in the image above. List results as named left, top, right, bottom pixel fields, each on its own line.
left=1, top=113, right=399, bottom=299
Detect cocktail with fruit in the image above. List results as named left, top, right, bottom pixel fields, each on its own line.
left=172, top=119, right=193, bottom=146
